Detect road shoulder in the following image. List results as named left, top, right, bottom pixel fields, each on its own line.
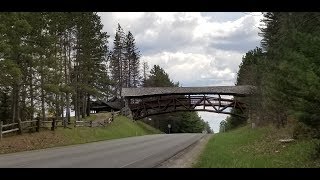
left=156, top=133, right=213, bottom=168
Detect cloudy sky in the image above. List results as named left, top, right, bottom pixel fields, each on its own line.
left=98, top=12, right=265, bottom=133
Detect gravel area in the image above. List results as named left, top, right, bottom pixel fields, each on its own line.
left=156, top=134, right=213, bottom=168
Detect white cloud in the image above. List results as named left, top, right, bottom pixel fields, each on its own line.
left=98, top=12, right=264, bottom=132
left=141, top=48, right=243, bottom=87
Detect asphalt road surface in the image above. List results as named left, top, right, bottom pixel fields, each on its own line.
left=0, top=133, right=205, bottom=168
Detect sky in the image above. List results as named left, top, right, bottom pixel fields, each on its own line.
left=98, top=12, right=265, bottom=133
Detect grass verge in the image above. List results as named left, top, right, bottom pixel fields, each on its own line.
left=194, top=125, right=320, bottom=168
left=0, top=115, right=161, bottom=154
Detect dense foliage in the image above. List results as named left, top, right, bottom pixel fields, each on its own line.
left=0, top=13, right=141, bottom=125
left=142, top=65, right=212, bottom=133
left=0, top=12, right=210, bottom=134
left=221, top=12, right=320, bottom=140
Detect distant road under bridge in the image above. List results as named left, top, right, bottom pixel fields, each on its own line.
left=121, top=86, right=256, bottom=120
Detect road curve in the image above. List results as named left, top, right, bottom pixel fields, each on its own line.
left=0, top=133, right=205, bottom=168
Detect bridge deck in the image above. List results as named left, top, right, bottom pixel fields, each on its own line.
left=122, top=85, right=256, bottom=97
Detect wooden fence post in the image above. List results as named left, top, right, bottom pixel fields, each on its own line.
left=51, top=118, right=56, bottom=131
left=36, top=118, right=40, bottom=132
left=17, top=118, right=22, bottom=134
left=0, top=121, right=3, bottom=140
left=63, top=117, right=67, bottom=128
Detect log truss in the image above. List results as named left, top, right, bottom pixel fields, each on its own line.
left=126, top=94, right=246, bottom=120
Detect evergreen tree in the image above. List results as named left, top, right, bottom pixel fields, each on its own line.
left=109, top=24, right=125, bottom=97
left=124, top=31, right=141, bottom=88
left=142, top=65, right=206, bottom=133
left=0, top=12, right=111, bottom=126
left=235, top=12, right=320, bottom=142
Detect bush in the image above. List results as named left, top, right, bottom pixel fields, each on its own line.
left=293, top=122, right=318, bottom=139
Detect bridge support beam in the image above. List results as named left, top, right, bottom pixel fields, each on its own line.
left=121, top=98, right=133, bottom=120
left=121, top=86, right=255, bottom=120
left=128, top=94, right=247, bottom=120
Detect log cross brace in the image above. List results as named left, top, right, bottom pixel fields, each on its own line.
left=128, top=94, right=247, bottom=120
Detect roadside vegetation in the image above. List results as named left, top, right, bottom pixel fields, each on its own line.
left=216, top=12, right=320, bottom=166
left=0, top=12, right=211, bottom=137
left=194, top=125, right=320, bottom=168
left=0, top=114, right=161, bottom=154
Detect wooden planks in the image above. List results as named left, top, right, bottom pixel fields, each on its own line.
left=130, top=94, right=247, bottom=120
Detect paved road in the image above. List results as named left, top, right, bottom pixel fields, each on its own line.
left=0, top=133, right=205, bottom=168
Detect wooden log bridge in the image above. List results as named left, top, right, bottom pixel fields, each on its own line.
left=121, top=85, right=256, bottom=120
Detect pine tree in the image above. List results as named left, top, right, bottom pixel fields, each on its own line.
left=109, top=24, right=125, bottom=98
left=0, top=12, right=111, bottom=126
left=124, top=31, right=141, bottom=88
left=73, top=12, right=109, bottom=118
left=0, top=13, right=32, bottom=123
left=143, top=65, right=205, bottom=133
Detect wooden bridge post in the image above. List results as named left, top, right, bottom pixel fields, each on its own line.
left=122, top=98, right=133, bottom=120
left=218, top=94, right=222, bottom=112
left=203, top=94, right=206, bottom=110
left=0, top=121, right=3, bottom=140
left=111, top=110, right=114, bottom=121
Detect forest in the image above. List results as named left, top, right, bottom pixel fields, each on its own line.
left=0, top=12, right=210, bottom=133
left=220, top=12, right=320, bottom=141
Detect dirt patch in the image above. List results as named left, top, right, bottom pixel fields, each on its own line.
left=0, top=131, right=67, bottom=154
left=90, top=113, right=113, bottom=127
left=157, top=134, right=213, bottom=168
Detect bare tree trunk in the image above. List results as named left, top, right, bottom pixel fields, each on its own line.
left=64, top=32, right=71, bottom=124
left=12, top=55, right=21, bottom=123
left=55, top=94, right=60, bottom=121
left=66, top=93, right=70, bottom=123
left=142, top=61, right=149, bottom=86
left=11, top=86, right=16, bottom=124
left=128, top=58, right=131, bottom=88
left=41, top=83, right=45, bottom=122
left=30, top=70, right=34, bottom=121
left=77, top=90, right=81, bottom=121
left=86, top=93, right=90, bottom=116
left=81, top=93, right=86, bottom=119
left=61, top=94, right=65, bottom=127
left=15, top=84, right=20, bottom=123
left=119, top=49, right=122, bottom=98
left=40, top=57, right=46, bottom=122
left=74, top=93, right=78, bottom=122
left=75, top=63, right=80, bottom=121
left=21, top=83, right=26, bottom=121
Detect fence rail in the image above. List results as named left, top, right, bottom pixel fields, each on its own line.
left=0, top=118, right=40, bottom=140
left=2, top=123, right=18, bottom=128
left=74, top=120, right=93, bottom=127
left=1, top=111, right=120, bottom=140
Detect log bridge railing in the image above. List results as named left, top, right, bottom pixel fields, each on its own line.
left=121, top=86, right=256, bottom=120
left=128, top=95, right=246, bottom=120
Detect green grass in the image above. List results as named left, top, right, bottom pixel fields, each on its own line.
left=0, top=114, right=161, bottom=154
left=194, top=126, right=320, bottom=168
left=136, top=120, right=163, bottom=134
left=57, top=115, right=161, bottom=144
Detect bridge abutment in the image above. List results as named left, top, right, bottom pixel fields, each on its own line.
left=121, top=98, right=133, bottom=120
